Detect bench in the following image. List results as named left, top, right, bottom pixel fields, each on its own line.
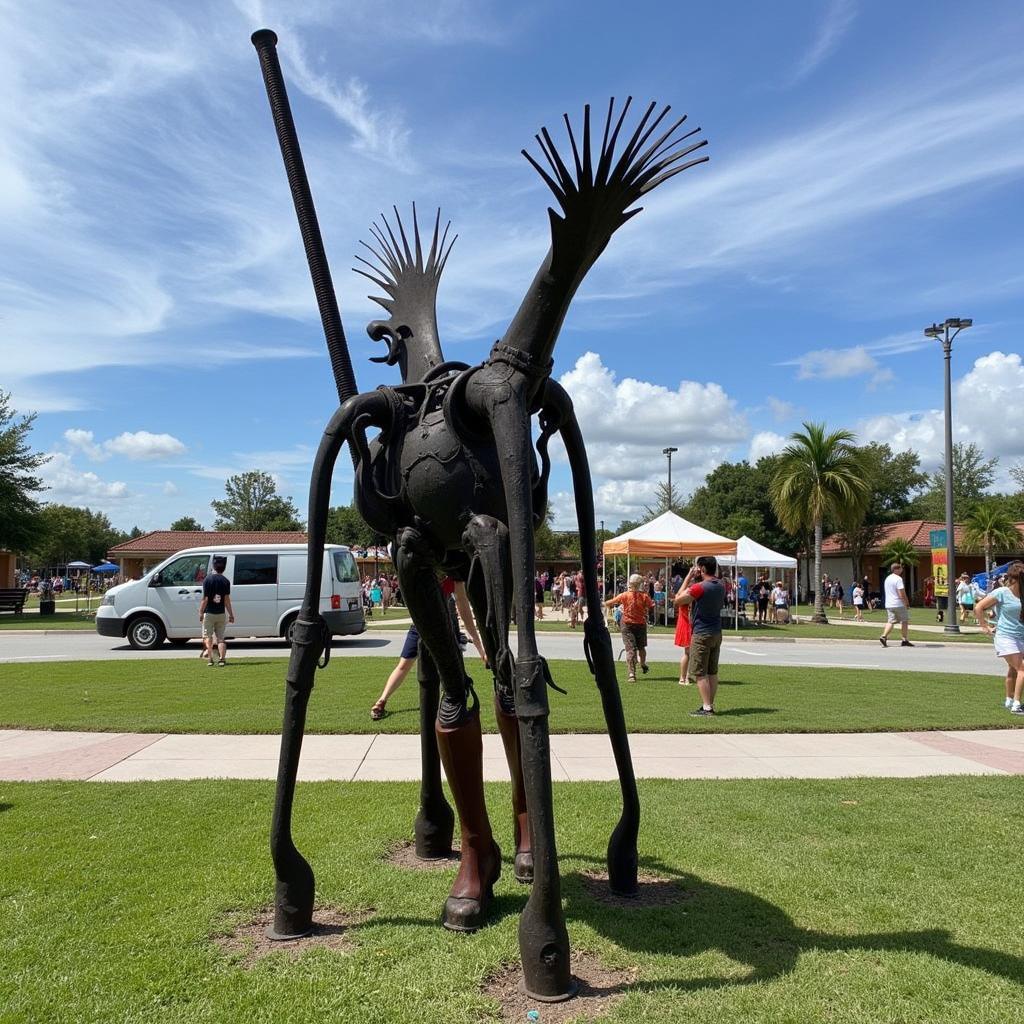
left=0, top=588, right=28, bottom=615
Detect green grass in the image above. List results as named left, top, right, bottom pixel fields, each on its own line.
left=0, top=656, right=1015, bottom=736
left=0, top=609, right=96, bottom=630
left=1, top=777, right=1023, bottom=1023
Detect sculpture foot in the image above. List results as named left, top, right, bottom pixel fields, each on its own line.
left=442, top=840, right=501, bottom=932
left=514, top=848, right=534, bottom=884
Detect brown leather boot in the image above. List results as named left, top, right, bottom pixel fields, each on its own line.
left=435, top=709, right=501, bottom=931
left=493, top=694, right=533, bottom=883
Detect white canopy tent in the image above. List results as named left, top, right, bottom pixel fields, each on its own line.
left=602, top=512, right=737, bottom=626
left=719, top=535, right=799, bottom=625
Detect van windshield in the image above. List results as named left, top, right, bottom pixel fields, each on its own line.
left=332, top=550, right=359, bottom=583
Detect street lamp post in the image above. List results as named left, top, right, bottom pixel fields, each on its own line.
left=662, top=446, right=678, bottom=512
left=924, top=317, right=972, bottom=635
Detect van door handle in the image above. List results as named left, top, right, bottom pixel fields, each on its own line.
left=178, top=589, right=190, bottom=595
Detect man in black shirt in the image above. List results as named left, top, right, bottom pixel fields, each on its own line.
left=199, top=555, right=234, bottom=666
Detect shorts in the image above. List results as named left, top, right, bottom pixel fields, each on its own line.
left=994, top=634, right=1024, bottom=658
left=203, top=613, right=227, bottom=642
left=886, top=606, right=909, bottom=624
left=621, top=622, right=647, bottom=656
left=400, top=625, right=420, bottom=661
left=689, top=632, right=722, bottom=680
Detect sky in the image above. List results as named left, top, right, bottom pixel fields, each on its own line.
left=3, top=0, right=1024, bottom=533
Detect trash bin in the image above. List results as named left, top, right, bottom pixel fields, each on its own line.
left=39, top=598, right=56, bottom=616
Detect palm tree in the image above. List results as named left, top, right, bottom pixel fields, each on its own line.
left=878, top=537, right=920, bottom=570
left=962, top=502, right=1023, bottom=580
left=770, top=423, right=872, bottom=623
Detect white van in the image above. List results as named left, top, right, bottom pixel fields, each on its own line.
left=95, top=544, right=365, bottom=650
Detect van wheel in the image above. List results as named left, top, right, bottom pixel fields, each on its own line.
left=127, top=615, right=166, bottom=650
left=281, top=613, right=298, bottom=642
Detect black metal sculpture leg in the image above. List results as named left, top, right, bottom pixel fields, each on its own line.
left=269, top=406, right=346, bottom=939
left=394, top=526, right=500, bottom=931
left=485, top=392, right=574, bottom=1001
left=463, top=515, right=532, bottom=884
left=545, top=381, right=640, bottom=896
left=414, top=643, right=455, bottom=858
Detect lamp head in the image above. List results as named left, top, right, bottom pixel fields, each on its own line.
left=663, top=446, right=678, bottom=456
left=924, top=324, right=942, bottom=338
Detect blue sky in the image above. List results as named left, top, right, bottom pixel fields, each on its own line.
left=4, top=0, right=1024, bottom=532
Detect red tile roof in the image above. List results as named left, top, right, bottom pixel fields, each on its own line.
left=822, top=520, right=1024, bottom=555
left=109, top=530, right=308, bottom=554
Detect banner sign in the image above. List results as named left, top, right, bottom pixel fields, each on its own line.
left=930, top=529, right=948, bottom=597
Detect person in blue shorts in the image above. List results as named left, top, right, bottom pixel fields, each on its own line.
left=370, top=579, right=485, bottom=719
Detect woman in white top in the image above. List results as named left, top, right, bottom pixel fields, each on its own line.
left=852, top=584, right=865, bottom=621
left=974, top=561, right=1024, bottom=714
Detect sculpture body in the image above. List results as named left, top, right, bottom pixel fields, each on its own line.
left=251, top=28, right=707, bottom=1001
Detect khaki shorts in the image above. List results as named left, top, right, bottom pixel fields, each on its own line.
left=203, top=612, right=227, bottom=642
left=886, top=606, right=909, bottom=624
left=689, top=632, right=722, bottom=681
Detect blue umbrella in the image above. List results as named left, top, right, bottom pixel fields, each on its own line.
left=92, top=562, right=119, bottom=573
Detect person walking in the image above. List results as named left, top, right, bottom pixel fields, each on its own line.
left=879, top=562, right=913, bottom=648
left=852, top=581, right=865, bottom=621
left=677, top=555, right=726, bottom=716
left=604, top=573, right=655, bottom=682
left=673, top=563, right=695, bottom=685
left=974, top=561, right=1024, bottom=714
left=199, top=555, right=234, bottom=666
left=370, top=580, right=485, bottom=719
left=955, top=573, right=975, bottom=626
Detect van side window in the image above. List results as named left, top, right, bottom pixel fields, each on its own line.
left=235, top=554, right=279, bottom=586
left=158, top=555, right=210, bottom=586
left=332, top=551, right=359, bottom=583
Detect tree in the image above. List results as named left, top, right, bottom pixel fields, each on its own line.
left=833, top=443, right=929, bottom=576
left=210, top=471, right=302, bottom=531
left=684, top=456, right=795, bottom=554
left=962, top=502, right=1023, bottom=579
left=1011, top=461, right=1024, bottom=493
left=878, top=537, right=920, bottom=569
left=769, top=423, right=872, bottom=623
left=170, top=516, right=203, bottom=531
left=32, top=505, right=124, bottom=566
left=0, top=391, right=49, bottom=552
left=325, top=504, right=378, bottom=549
left=642, top=480, right=685, bottom=519
left=911, top=442, right=998, bottom=520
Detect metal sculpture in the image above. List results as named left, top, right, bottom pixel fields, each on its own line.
left=251, top=28, right=707, bottom=1001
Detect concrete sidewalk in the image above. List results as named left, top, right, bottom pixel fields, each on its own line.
left=3, top=727, right=1023, bottom=783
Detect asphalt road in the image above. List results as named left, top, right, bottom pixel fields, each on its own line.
left=0, top=629, right=1000, bottom=676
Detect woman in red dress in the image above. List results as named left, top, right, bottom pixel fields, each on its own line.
left=674, top=563, right=696, bottom=684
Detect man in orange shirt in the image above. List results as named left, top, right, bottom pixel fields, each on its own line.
left=604, top=573, right=655, bottom=682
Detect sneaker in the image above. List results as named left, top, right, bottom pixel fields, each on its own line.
left=690, top=706, right=715, bottom=717
left=1005, top=698, right=1014, bottom=709
left=627, top=674, right=636, bottom=683
left=217, top=660, right=227, bottom=667
left=900, top=640, right=914, bottom=647
left=641, top=664, right=650, bottom=675
left=879, top=636, right=887, bottom=648
left=1012, top=705, right=1024, bottom=715
left=208, top=660, right=218, bottom=668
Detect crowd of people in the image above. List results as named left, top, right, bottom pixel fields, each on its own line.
left=361, top=573, right=401, bottom=615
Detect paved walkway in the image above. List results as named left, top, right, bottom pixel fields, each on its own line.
left=3, top=727, right=1023, bottom=783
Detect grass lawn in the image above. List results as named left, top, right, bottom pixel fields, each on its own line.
left=0, top=609, right=96, bottom=630
left=0, top=656, right=1015, bottom=736
left=2, top=777, right=1022, bottom=1023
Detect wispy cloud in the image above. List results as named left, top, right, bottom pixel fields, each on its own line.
left=788, top=0, right=857, bottom=85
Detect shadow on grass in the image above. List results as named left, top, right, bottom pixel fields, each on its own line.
left=563, top=854, right=1024, bottom=991
left=713, top=707, right=778, bottom=718
left=0, top=803, right=12, bottom=814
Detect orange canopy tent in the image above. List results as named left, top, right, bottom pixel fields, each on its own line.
left=602, top=511, right=737, bottom=558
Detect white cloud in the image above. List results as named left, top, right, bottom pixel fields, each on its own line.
left=555, top=352, right=748, bottom=520
left=789, top=0, right=857, bottom=84
left=859, top=350, right=1024, bottom=478
left=162, top=480, right=179, bottom=495
left=104, top=431, right=186, bottom=460
left=749, top=431, right=788, bottom=463
left=40, top=453, right=129, bottom=503
left=63, top=428, right=187, bottom=461
left=766, top=396, right=796, bottom=422
left=792, top=346, right=877, bottom=380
